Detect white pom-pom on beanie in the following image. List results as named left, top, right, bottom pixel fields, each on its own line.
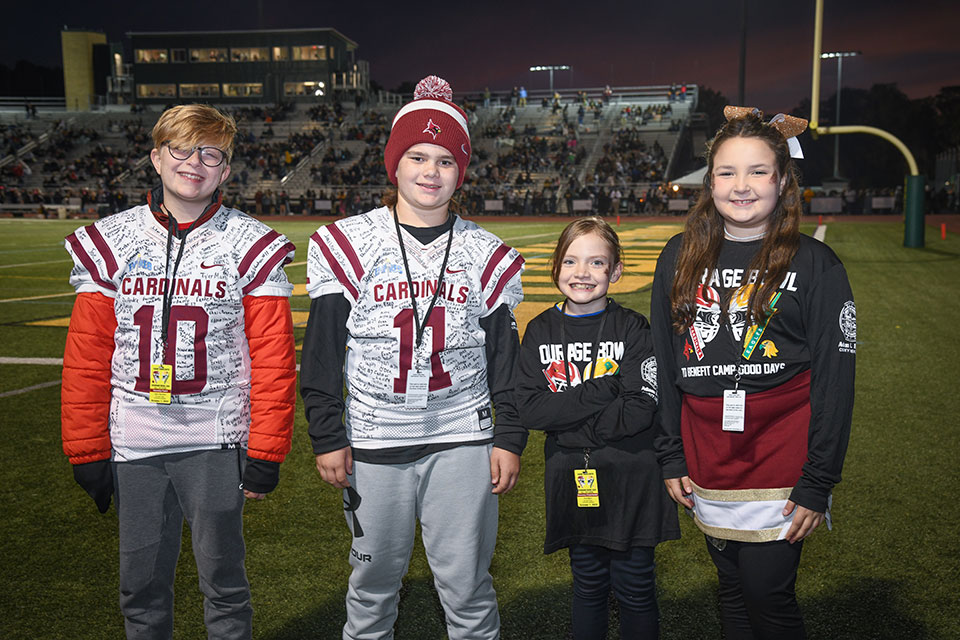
left=384, top=75, right=471, bottom=188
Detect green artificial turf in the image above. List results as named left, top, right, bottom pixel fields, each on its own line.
left=1, top=217, right=957, bottom=639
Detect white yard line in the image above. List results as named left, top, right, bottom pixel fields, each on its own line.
left=0, top=357, right=63, bottom=365
left=0, top=291, right=75, bottom=303
left=814, top=225, right=827, bottom=242
left=0, top=259, right=72, bottom=269
left=0, top=380, right=61, bottom=398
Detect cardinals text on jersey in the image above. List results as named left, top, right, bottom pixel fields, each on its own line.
left=65, top=205, right=294, bottom=460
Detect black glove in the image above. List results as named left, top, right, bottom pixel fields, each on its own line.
left=241, top=457, right=280, bottom=494
left=73, top=460, right=113, bottom=514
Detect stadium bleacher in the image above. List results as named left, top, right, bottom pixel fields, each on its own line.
left=0, top=85, right=698, bottom=218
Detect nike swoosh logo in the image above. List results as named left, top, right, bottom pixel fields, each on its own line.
left=445, top=268, right=466, bottom=274
left=200, top=262, right=224, bottom=269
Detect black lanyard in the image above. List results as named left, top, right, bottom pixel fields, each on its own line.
left=392, top=207, right=455, bottom=350
left=722, top=321, right=744, bottom=391
left=160, top=211, right=203, bottom=347
left=558, top=300, right=608, bottom=392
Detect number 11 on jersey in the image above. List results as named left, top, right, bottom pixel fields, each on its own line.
left=393, top=307, right=453, bottom=394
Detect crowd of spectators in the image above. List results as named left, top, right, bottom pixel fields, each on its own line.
left=233, top=126, right=327, bottom=181
left=618, top=103, right=679, bottom=129
left=228, top=103, right=295, bottom=124
left=13, top=90, right=934, bottom=219
left=309, top=142, right=387, bottom=186
left=2, top=120, right=154, bottom=193
left=591, top=131, right=667, bottom=186
left=2, top=124, right=37, bottom=157
left=308, top=102, right=346, bottom=125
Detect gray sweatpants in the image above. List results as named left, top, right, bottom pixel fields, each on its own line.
left=114, top=449, right=252, bottom=640
left=342, top=444, right=500, bottom=640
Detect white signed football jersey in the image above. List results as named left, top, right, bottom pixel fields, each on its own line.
left=65, top=205, right=294, bottom=461
left=306, top=207, right=523, bottom=449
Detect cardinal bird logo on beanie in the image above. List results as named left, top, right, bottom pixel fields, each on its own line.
left=423, top=118, right=442, bottom=139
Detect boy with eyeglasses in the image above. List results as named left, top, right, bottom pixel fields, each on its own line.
left=61, top=104, right=296, bottom=639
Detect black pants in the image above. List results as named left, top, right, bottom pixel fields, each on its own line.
left=568, top=544, right=658, bottom=640
left=705, top=537, right=805, bottom=640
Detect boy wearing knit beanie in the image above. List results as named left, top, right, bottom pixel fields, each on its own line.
left=301, top=76, right=527, bottom=639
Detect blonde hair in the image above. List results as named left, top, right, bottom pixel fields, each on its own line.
left=151, top=104, right=238, bottom=161
left=551, top=217, right=624, bottom=286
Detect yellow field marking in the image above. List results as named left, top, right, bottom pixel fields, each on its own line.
left=0, top=291, right=75, bottom=303
left=26, top=317, right=71, bottom=327
left=624, top=259, right=658, bottom=272
left=515, top=301, right=555, bottom=339
left=524, top=258, right=552, bottom=267
left=618, top=224, right=681, bottom=240
left=610, top=275, right=654, bottom=292
left=292, top=310, right=310, bottom=326
left=292, top=283, right=308, bottom=296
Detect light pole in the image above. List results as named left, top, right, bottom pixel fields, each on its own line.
left=738, top=0, right=747, bottom=105
left=821, top=51, right=860, bottom=178
left=529, top=65, right=571, bottom=94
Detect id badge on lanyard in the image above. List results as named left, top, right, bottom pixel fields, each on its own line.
left=574, top=448, right=600, bottom=507
left=574, top=469, right=600, bottom=507
left=150, top=364, right=173, bottom=404
left=722, top=389, right=745, bottom=432
left=405, top=370, right=430, bottom=409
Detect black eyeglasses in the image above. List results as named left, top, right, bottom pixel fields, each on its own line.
left=164, top=143, right=227, bottom=167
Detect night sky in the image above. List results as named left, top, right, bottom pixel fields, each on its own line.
left=4, top=0, right=959, bottom=112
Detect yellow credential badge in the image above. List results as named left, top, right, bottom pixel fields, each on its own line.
left=574, top=469, right=600, bottom=508
left=149, top=364, right=173, bottom=404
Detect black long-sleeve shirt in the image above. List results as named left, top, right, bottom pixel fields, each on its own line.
left=651, top=233, right=856, bottom=512
left=516, top=300, right=679, bottom=551
left=300, top=219, right=527, bottom=464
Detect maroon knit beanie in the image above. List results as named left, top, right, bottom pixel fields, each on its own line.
left=384, top=76, right=471, bottom=188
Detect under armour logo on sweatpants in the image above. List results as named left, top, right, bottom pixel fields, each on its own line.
left=343, top=486, right=364, bottom=538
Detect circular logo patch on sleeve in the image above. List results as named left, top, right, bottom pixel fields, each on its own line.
left=839, top=301, right=857, bottom=342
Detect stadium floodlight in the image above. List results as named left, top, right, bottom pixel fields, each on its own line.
left=529, top=65, right=571, bottom=94
left=821, top=51, right=861, bottom=178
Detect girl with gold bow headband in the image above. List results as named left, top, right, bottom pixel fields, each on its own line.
left=651, top=107, right=856, bottom=639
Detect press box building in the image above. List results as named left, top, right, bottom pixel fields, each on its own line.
left=127, top=28, right=367, bottom=104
